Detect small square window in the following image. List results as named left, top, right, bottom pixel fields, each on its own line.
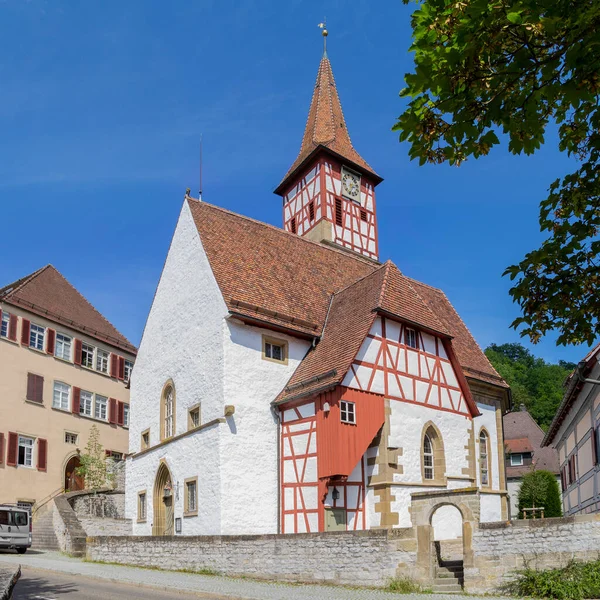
left=141, top=429, right=150, bottom=450
left=1, top=312, right=10, bottom=338
left=96, top=349, right=109, bottom=373
left=189, top=406, right=201, bottom=430
left=65, top=432, right=78, bottom=445
left=81, top=343, right=95, bottom=369
left=263, top=337, right=287, bottom=364
left=290, top=217, right=297, bottom=234
left=405, top=328, right=418, bottom=349
left=55, top=333, right=72, bottom=361
left=309, top=201, right=315, bottom=222
left=30, top=324, right=45, bottom=351
left=510, top=453, right=523, bottom=466
left=185, top=478, right=198, bottom=515
left=340, top=400, right=356, bottom=424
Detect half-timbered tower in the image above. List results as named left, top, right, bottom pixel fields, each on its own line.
left=125, top=47, right=511, bottom=537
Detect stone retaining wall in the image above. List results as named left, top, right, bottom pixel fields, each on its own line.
left=87, top=529, right=413, bottom=587
left=0, top=566, right=20, bottom=600
left=70, top=491, right=125, bottom=520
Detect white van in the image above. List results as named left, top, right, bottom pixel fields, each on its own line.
left=0, top=505, right=32, bottom=554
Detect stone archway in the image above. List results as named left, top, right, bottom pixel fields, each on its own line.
left=153, top=461, right=174, bottom=536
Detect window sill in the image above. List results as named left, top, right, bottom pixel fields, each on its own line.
left=0, top=336, right=18, bottom=345
left=27, top=345, right=46, bottom=354
left=54, top=355, right=74, bottom=365
left=183, top=511, right=198, bottom=518
left=24, top=399, right=45, bottom=407
left=136, top=519, right=147, bottom=524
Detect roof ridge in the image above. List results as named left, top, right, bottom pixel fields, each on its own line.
left=331, top=261, right=388, bottom=298
left=187, top=196, right=380, bottom=269
left=404, top=275, right=443, bottom=294
left=0, top=264, right=50, bottom=300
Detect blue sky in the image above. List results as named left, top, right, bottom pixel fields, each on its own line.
left=0, top=0, right=590, bottom=364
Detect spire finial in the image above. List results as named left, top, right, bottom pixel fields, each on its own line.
left=318, top=19, right=328, bottom=57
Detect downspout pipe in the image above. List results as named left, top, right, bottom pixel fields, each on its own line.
left=576, top=360, right=600, bottom=386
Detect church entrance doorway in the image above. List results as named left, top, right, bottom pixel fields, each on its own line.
left=64, top=455, right=84, bottom=491
left=153, top=462, right=174, bottom=536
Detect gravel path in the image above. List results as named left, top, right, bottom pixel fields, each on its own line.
left=0, top=550, right=507, bottom=599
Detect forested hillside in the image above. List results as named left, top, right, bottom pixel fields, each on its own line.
left=484, top=343, right=576, bottom=430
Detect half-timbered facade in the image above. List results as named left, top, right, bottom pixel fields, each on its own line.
left=125, top=49, right=510, bottom=536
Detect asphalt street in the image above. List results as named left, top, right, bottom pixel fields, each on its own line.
left=13, top=566, right=231, bottom=600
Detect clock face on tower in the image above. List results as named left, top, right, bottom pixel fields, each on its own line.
left=341, top=167, right=361, bottom=202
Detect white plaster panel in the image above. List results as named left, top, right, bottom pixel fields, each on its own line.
left=371, top=369, right=385, bottom=395
left=421, top=333, right=436, bottom=355
left=480, top=493, right=502, bottom=523
left=407, top=350, right=419, bottom=375
left=356, top=337, right=381, bottom=364
left=366, top=488, right=380, bottom=528
left=303, top=457, right=318, bottom=482
left=298, top=403, right=315, bottom=419
left=441, top=361, right=458, bottom=387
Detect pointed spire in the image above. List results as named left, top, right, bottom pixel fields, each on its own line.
left=276, top=52, right=381, bottom=193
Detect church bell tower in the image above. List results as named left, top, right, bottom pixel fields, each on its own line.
left=274, top=29, right=383, bottom=261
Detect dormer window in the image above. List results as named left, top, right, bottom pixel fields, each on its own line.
left=405, top=328, right=418, bottom=349
left=510, top=453, right=523, bottom=466
left=262, top=336, right=288, bottom=364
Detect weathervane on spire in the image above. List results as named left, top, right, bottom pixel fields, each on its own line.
left=318, top=19, right=328, bottom=57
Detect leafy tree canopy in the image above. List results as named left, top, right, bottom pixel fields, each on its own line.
left=518, top=468, right=562, bottom=518
left=396, top=0, right=600, bottom=346
left=485, top=343, right=574, bottom=428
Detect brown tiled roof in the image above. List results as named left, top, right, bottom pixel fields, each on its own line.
left=505, top=438, right=534, bottom=454
left=187, top=198, right=507, bottom=397
left=504, top=407, right=559, bottom=475
left=408, top=278, right=509, bottom=389
left=0, top=265, right=136, bottom=353
left=276, top=55, right=380, bottom=193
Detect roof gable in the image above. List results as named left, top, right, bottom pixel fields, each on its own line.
left=0, top=265, right=135, bottom=353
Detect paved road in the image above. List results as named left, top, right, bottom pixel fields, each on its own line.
left=14, top=567, right=229, bottom=600
left=0, top=549, right=506, bottom=599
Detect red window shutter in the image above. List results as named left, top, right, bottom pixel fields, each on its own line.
left=26, top=373, right=35, bottom=402
left=7, top=432, right=18, bottom=466
left=109, top=398, right=118, bottom=424
left=21, top=319, right=30, bottom=346
left=0, top=433, right=4, bottom=464
left=37, top=438, right=47, bottom=472
left=73, top=339, right=82, bottom=365
left=46, top=328, right=56, bottom=355
left=117, top=401, right=124, bottom=426
left=110, top=354, right=118, bottom=378
left=8, top=314, right=18, bottom=341
left=105, top=450, right=111, bottom=457
left=72, top=387, right=81, bottom=414
left=26, top=373, right=44, bottom=404
left=117, top=356, right=125, bottom=381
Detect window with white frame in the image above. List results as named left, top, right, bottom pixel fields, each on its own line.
left=124, top=360, right=133, bottom=383
left=65, top=432, right=78, bottom=445
left=340, top=400, right=356, bottom=424
left=510, top=453, right=523, bottom=466
left=423, top=434, right=434, bottom=480
left=94, top=394, right=108, bottom=421
left=96, top=349, right=109, bottom=374
left=18, top=436, right=34, bottom=467
left=55, top=333, right=72, bottom=361
left=123, top=404, right=129, bottom=427
left=81, top=343, right=94, bottom=369
left=53, top=381, right=71, bottom=411
left=1, top=312, right=10, bottom=338
left=79, top=390, right=93, bottom=417
left=29, top=323, right=45, bottom=351
left=405, top=328, right=417, bottom=349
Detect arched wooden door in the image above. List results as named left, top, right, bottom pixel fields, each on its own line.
left=64, top=456, right=84, bottom=491
left=153, top=463, right=174, bottom=536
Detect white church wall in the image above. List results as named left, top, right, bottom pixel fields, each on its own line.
left=473, top=402, right=500, bottom=490
left=480, top=493, right=502, bottom=523
left=125, top=200, right=229, bottom=529
left=220, top=319, right=311, bottom=535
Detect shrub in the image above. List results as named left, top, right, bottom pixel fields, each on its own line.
left=506, top=559, right=600, bottom=599
left=386, top=576, right=424, bottom=593
left=518, top=469, right=562, bottom=518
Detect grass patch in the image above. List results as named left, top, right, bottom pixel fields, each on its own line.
left=505, top=559, right=600, bottom=599
left=386, top=576, right=428, bottom=594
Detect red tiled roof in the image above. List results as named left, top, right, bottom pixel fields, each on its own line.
left=505, top=438, right=534, bottom=454
left=186, top=199, right=507, bottom=397
left=0, top=265, right=136, bottom=353
left=276, top=55, right=380, bottom=193
left=504, top=407, right=559, bottom=475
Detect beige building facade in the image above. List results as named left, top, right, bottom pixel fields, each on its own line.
left=0, top=265, right=135, bottom=509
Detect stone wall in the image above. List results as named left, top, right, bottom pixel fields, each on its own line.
left=70, top=491, right=125, bottom=519
left=467, top=514, right=600, bottom=593
left=87, top=529, right=414, bottom=587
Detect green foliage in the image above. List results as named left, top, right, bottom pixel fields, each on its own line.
left=506, top=559, right=600, bottom=599
left=396, top=0, right=600, bottom=346
left=485, top=343, right=574, bottom=429
left=517, top=469, right=562, bottom=518
left=75, top=425, right=111, bottom=490
left=386, top=576, right=426, bottom=593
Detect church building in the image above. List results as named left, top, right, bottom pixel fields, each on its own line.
left=125, top=43, right=510, bottom=536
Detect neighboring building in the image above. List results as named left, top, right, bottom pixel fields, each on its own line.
left=0, top=265, right=136, bottom=509
left=125, top=48, right=511, bottom=537
left=503, top=404, right=560, bottom=518
left=543, top=346, right=600, bottom=515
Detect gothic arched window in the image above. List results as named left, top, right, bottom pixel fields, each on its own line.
left=160, top=382, right=176, bottom=441
left=423, top=434, right=434, bottom=480
left=479, top=430, right=490, bottom=487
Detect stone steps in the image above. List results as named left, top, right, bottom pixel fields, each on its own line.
left=432, top=559, right=464, bottom=593
left=31, top=509, right=59, bottom=550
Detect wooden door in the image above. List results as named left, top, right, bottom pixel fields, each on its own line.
left=65, top=456, right=84, bottom=491
left=325, top=508, right=347, bottom=531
